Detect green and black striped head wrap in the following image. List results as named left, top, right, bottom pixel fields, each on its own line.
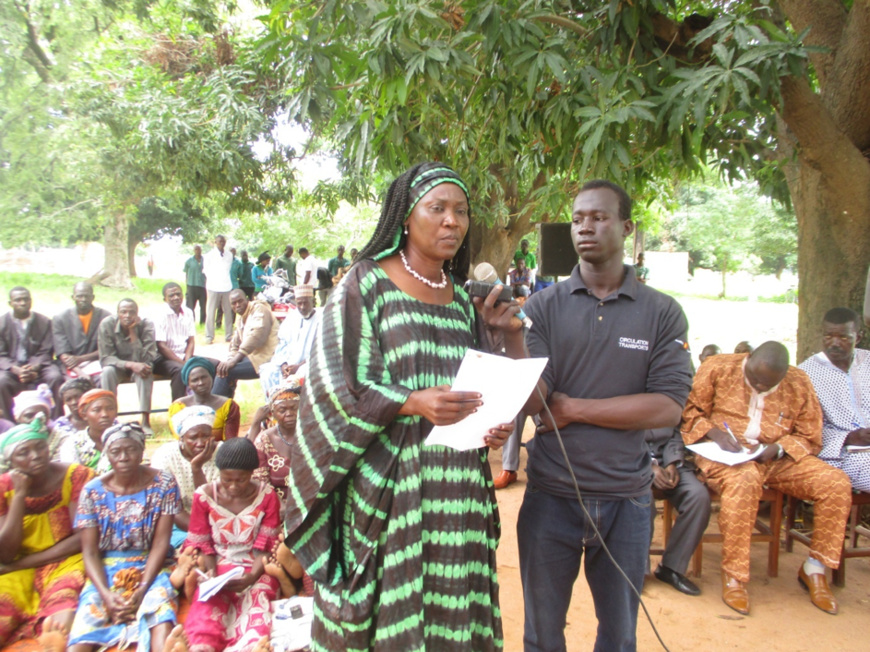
left=356, top=163, right=472, bottom=283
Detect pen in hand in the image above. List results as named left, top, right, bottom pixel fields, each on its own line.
left=722, top=421, right=741, bottom=449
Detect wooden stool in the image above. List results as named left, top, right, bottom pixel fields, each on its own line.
left=785, top=491, right=870, bottom=587
left=663, top=485, right=783, bottom=577
left=648, top=487, right=669, bottom=557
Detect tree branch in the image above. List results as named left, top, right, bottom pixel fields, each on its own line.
left=532, top=14, right=589, bottom=38
left=13, top=0, right=54, bottom=81
left=780, top=75, right=866, bottom=188
left=823, top=0, right=870, bottom=151
left=779, top=0, right=845, bottom=88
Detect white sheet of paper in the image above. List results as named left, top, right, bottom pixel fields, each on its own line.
left=845, top=445, right=870, bottom=453
left=425, top=350, right=548, bottom=451
left=686, top=442, right=765, bottom=466
left=197, top=566, right=244, bottom=601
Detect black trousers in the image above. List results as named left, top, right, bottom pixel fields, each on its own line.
left=186, top=285, right=207, bottom=324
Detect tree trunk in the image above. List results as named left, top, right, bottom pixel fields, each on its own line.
left=102, top=211, right=134, bottom=288
left=468, top=220, right=520, bottom=280
left=128, top=240, right=139, bottom=279
left=790, top=163, right=870, bottom=363
left=720, top=265, right=727, bottom=299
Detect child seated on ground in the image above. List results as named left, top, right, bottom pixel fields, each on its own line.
left=175, top=437, right=281, bottom=652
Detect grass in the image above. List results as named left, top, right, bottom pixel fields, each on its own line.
left=0, top=270, right=265, bottom=439
left=0, top=271, right=172, bottom=311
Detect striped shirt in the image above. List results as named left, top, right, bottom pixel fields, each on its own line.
left=155, top=303, right=196, bottom=358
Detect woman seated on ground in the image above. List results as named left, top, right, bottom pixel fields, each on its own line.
left=252, top=379, right=301, bottom=511
left=57, top=389, right=118, bottom=474
left=179, top=437, right=280, bottom=652
left=152, top=405, right=220, bottom=549
left=49, top=377, right=95, bottom=458
left=167, top=358, right=240, bottom=441
left=67, top=422, right=180, bottom=652
left=0, top=418, right=94, bottom=651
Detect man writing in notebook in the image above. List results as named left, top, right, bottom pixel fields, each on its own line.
left=681, top=341, right=852, bottom=616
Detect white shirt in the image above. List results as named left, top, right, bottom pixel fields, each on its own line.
left=296, top=255, right=319, bottom=286
left=155, top=303, right=196, bottom=358
left=202, top=247, right=234, bottom=292
left=800, top=349, right=870, bottom=459
left=274, top=308, right=321, bottom=368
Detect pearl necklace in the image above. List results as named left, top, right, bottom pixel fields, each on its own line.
left=400, top=250, right=448, bottom=289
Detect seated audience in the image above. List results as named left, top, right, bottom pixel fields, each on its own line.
left=253, top=381, right=301, bottom=509
left=98, top=299, right=157, bottom=428
left=181, top=437, right=280, bottom=652
left=509, top=258, right=532, bottom=298
left=153, top=283, right=196, bottom=401
left=698, top=343, right=721, bottom=364
left=647, top=426, right=711, bottom=596
left=0, top=419, right=94, bottom=651
left=57, top=389, right=118, bottom=474
left=212, top=290, right=279, bottom=399
left=50, top=377, right=95, bottom=458
left=52, top=283, right=110, bottom=381
left=258, top=286, right=320, bottom=397
left=682, top=342, right=852, bottom=615
left=0, top=287, right=64, bottom=421
left=734, top=340, right=753, bottom=354
left=152, top=405, right=219, bottom=548
left=167, top=358, right=240, bottom=441
left=799, top=307, right=870, bottom=491
left=66, top=423, right=180, bottom=652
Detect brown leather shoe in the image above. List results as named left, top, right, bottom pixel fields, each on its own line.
left=722, top=572, right=750, bottom=615
left=493, top=470, right=517, bottom=490
left=798, top=567, right=839, bottom=614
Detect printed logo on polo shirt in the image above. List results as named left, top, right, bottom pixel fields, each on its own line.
left=618, top=337, right=649, bottom=351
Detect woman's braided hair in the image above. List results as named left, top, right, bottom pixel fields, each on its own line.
left=354, top=162, right=472, bottom=284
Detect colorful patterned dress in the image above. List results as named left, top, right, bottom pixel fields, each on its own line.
left=183, top=482, right=281, bottom=652
left=253, top=429, right=290, bottom=504
left=167, top=398, right=240, bottom=441
left=67, top=470, right=180, bottom=650
left=285, top=261, right=503, bottom=651
left=56, top=429, right=112, bottom=474
left=0, top=464, right=93, bottom=645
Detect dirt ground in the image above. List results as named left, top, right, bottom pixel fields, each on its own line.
left=490, top=423, right=870, bottom=652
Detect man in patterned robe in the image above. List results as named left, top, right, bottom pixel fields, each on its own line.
left=682, top=341, right=852, bottom=616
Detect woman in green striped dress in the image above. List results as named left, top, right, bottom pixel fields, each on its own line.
left=284, top=163, right=528, bottom=651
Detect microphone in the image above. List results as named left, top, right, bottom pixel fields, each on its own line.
left=466, top=262, right=527, bottom=320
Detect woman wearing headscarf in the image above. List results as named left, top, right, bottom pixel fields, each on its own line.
left=67, top=423, right=180, bottom=652
left=0, top=386, right=55, bottom=473
left=152, top=405, right=220, bottom=548
left=166, top=357, right=240, bottom=441
left=253, top=379, right=301, bottom=509
left=56, top=389, right=118, bottom=474
left=0, top=418, right=94, bottom=650
left=285, top=162, right=526, bottom=651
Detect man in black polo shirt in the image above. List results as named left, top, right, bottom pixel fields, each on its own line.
left=519, top=180, right=693, bottom=652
